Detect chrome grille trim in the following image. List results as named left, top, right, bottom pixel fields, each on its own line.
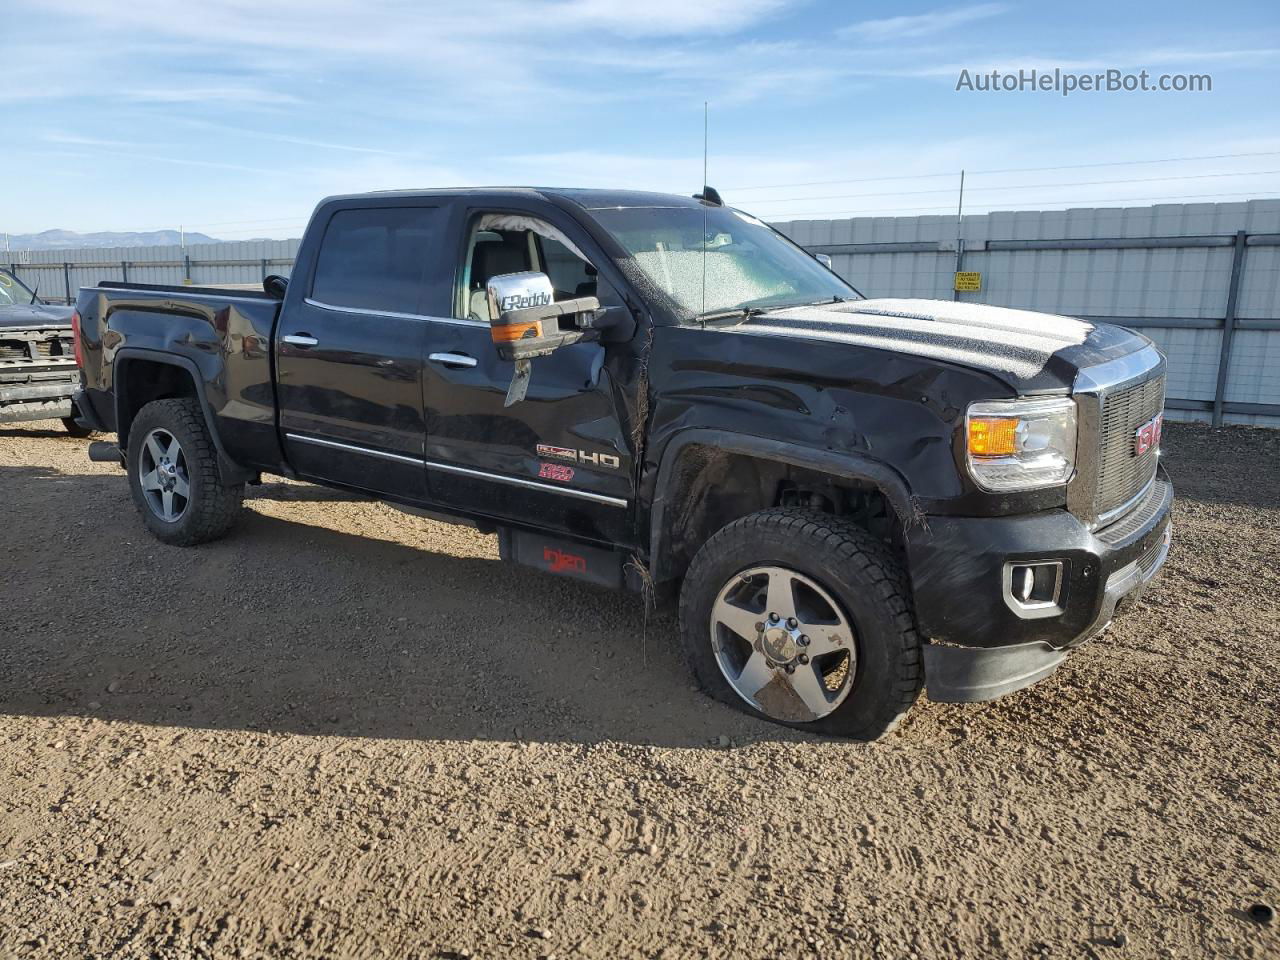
left=1067, top=344, right=1166, bottom=528
left=1096, top=478, right=1172, bottom=544
left=1095, top=375, right=1165, bottom=516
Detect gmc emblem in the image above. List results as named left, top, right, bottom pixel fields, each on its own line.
left=1134, top=413, right=1163, bottom=456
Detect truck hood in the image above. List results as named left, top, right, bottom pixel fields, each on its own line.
left=729, top=298, right=1148, bottom=393
left=0, top=303, right=74, bottom=329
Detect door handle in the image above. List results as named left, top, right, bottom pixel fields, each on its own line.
left=428, top=352, right=478, bottom=369
left=283, top=333, right=319, bottom=347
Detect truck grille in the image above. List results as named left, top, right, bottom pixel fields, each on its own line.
left=1096, top=374, right=1165, bottom=518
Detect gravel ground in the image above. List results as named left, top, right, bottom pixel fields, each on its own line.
left=1, top=419, right=1276, bottom=959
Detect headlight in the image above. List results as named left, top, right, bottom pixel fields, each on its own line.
left=965, top=397, right=1077, bottom=492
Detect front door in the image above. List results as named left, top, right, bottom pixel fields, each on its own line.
left=276, top=204, right=444, bottom=498
left=420, top=208, right=636, bottom=545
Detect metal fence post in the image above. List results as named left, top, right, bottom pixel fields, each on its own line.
left=184, top=254, right=192, bottom=283
left=261, top=257, right=268, bottom=280
left=1212, top=230, right=1248, bottom=428
left=63, top=262, right=72, bottom=305
left=121, top=260, right=129, bottom=283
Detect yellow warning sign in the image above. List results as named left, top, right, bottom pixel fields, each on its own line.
left=954, top=271, right=982, bottom=292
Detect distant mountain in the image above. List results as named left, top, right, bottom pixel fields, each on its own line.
left=1, top=229, right=221, bottom=251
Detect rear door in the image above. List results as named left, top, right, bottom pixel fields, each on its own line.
left=420, top=203, right=636, bottom=545
left=275, top=204, right=445, bottom=498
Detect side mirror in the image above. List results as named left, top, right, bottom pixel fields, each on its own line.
left=486, top=272, right=600, bottom=362
left=486, top=271, right=601, bottom=406
left=815, top=253, right=834, bottom=270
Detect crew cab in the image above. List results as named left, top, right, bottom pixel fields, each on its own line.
left=72, top=187, right=1173, bottom=739
left=1, top=268, right=90, bottom=434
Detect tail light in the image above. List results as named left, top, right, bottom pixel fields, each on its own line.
left=70, top=309, right=83, bottom=367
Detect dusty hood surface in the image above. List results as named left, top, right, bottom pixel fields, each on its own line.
left=726, top=297, right=1144, bottom=393
left=0, top=303, right=75, bottom=329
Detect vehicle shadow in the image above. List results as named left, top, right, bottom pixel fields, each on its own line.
left=0, top=463, right=786, bottom=749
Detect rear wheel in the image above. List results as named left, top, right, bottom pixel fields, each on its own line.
left=126, top=399, right=243, bottom=545
left=679, top=508, right=922, bottom=740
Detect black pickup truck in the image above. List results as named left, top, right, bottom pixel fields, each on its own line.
left=1, top=268, right=90, bottom=434
left=72, top=187, right=1172, bottom=739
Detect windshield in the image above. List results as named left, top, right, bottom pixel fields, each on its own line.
left=0, top=270, right=36, bottom=306
left=589, top=204, right=855, bottom=322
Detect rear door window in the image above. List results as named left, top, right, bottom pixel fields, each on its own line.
left=311, top=207, right=441, bottom=315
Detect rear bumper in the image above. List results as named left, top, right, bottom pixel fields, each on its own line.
left=908, top=468, right=1173, bottom=702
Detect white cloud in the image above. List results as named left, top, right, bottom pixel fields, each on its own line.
left=839, top=4, right=1007, bottom=42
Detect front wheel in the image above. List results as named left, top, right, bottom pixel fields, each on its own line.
left=126, top=398, right=244, bottom=546
left=678, top=508, right=923, bottom=740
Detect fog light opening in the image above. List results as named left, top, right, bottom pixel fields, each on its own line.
left=1002, top=560, right=1065, bottom=619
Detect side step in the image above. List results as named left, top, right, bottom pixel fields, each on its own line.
left=87, top=440, right=124, bottom=465
left=497, top=528, right=624, bottom=589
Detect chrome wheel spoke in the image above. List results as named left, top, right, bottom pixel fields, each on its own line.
left=165, top=436, right=182, bottom=462
left=764, top=570, right=797, bottom=622
left=146, top=434, right=166, bottom=466
left=802, top=623, right=848, bottom=657
left=161, top=490, right=175, bottom=520
left=733, top=652, right=776, bottom=700
left=140, top=469, right=163, bottom=492
left=172, top=474, right=190, bottom=499
left=787, top=663, right=834, bottom=719
left=714, top=601, right=762, bottom=643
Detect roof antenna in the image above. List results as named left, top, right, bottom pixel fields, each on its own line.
left=700, top=102, right=708, bottom=318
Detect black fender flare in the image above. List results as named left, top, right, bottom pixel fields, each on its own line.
left=112, top=347, right=253, bottom=483
left=647, top=428, right=920, bottom=582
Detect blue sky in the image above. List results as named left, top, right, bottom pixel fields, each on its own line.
left=3, top=0, right=1279, bottom=238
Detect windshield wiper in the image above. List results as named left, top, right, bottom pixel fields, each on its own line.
left=694, top=306, right=766, bottom=326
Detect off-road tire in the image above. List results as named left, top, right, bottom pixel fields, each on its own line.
left=679, top=508, right=923, bottom=740
left=127, top=399, right=244, bottom=546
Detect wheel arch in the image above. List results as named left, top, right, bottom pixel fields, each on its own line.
left=113, top=349, right=252, bottom=482
left=648, top=429, right=922, bottom=584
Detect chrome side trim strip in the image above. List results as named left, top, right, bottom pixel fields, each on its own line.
left=303, top=297, right=485, bottom=328
left=284, top=433, right=630, bottom=508
left=424, top=459, right=629, bottom=508
left=286, top=433, right=424, bottom=465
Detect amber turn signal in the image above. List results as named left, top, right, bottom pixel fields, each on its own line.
left=968, top=417, right=1019, bottom=456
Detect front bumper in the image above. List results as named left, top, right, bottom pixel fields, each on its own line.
left=907, top=468, right=1173, bottom=702
left=0, top=358, right=81, bottom=423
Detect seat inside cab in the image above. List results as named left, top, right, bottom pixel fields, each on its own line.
left=459, top=222, right=598, bottom=322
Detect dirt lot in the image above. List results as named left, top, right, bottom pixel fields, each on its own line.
left=0, top=420, right=1276, bottom=959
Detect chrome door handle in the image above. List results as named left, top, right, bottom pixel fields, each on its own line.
left=428, top=352, right=478, bottom=368
left=282, top=333, right=319, bottom=347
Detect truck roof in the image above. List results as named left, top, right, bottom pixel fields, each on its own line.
left=318, top=187, right=708, bottom=210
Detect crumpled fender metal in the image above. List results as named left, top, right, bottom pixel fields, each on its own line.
left=647, top=428, right=919, bottom=582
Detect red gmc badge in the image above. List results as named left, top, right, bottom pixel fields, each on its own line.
left=1134, top=413, right=1163, bottom=456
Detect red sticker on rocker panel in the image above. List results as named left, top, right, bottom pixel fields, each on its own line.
left=538, top=462, right=575, bottom=482
left=543, top=546, right=586, bottom=574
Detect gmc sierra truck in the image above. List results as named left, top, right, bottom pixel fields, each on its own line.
left=72, top=187, right=1173, bottom=739
left=1, top=268, right=90, bottom=434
